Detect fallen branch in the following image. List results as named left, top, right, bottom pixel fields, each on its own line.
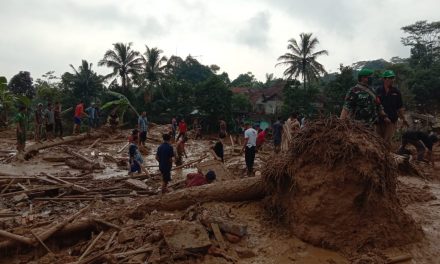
left=23, top=132, right=100, bottom=159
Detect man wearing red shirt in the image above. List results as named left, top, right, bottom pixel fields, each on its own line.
left=177, top=119, right=187, bottom=140
left=73, top=100, right=87, bottom=134
left=186, top=170, right=216, bottom=188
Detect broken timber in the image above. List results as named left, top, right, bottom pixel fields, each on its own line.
left=23, top=132, right=100, bottom=159
left=132, top=176, right=264, bottom=217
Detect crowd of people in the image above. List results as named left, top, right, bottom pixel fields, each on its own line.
left=339, top=68, right=438, bottom=165
left=11, top=68, right=438, bottom=193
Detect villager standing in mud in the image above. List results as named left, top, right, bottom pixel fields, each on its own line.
left=94, top=104, right=100, bottom=128
left=242, top=122, right=257, bottom=176
left=128, top=131, right=148, bottom=176
left=44, top=103, right=54, bottom=141
left=34, top=103, right=43, bottom=143
left=15, top=106, right=27, bottom=158
left=219, top=118, right=227, bottom=136
left=177, top=118, right=187, bottom=140
left=376, top=70, right=408, bottom=142
left=156, top=134, right=174, bottom=193
left=109, top=110, right=118, bottom=133
left=73, top=100, right=87, bottom=134
left=85, top=103, right=96, bottom=134
left=54, top=101, right=63, bottom=139
left=175, top=136, right=188, bottom=166
left=193, top=118, right=202, bottom=139
left=340, top=68, right=390, bottom=127
left=213, top=133, right=225, bottom=162
left=138, top=111, right=148, bottom=146
left=272, top=117, right=283, bottom=153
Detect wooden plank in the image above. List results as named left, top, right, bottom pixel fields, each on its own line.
left=211, top=223, right=226, bottom=249
left=43, top=173, right=89, bottom=193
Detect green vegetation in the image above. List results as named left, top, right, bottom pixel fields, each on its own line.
left=1, top=20, right=439, bottom=131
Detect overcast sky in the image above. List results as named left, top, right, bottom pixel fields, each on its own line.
left=0, top=0, right=439, bottom=83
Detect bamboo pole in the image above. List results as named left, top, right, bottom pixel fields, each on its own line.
left=30, top=230, right=54, bottom=254
left=0, top=230, right=34, bottom=245
left=77, top=231, right=104, bottom=262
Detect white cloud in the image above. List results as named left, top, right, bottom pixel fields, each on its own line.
left=0, top=0, right=439, bottom=82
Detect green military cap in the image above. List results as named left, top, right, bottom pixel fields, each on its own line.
left=358, top=68, right=374, bottom=77
left=382, top=70, right=396, bottom=78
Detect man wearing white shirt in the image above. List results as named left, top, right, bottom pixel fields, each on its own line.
left=242, top=122, right=257, bottom=176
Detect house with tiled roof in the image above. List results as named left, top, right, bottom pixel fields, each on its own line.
left=231, top=80, right=286, bottom=115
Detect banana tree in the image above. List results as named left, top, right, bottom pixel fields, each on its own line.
left=101, top=91, right=139, bottom=124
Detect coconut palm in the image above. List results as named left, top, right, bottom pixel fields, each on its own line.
left=276, top=33, right=328, bottom=88
left=63, top=60, right=103, bottom=105
left=98, top=43, right=143, bottom=90
left=144, top=46, right=168, bottom=82
left=142, top=45, right=168, bottom=100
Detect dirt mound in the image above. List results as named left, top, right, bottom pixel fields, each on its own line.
left=263, top=118, right=423, bottom=253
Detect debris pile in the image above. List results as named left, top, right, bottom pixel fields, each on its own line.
left=263, top=118, right=423, bottom=253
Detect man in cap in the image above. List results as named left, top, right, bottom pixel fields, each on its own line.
left=376, top=70, right=408, bottom=142
left=340, top=68, right=390, bottom=127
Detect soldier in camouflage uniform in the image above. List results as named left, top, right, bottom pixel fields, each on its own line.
left=340, top=68, right=390, bottom=127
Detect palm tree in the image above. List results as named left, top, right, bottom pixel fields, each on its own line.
left=98, top=43, right=143, bottom=90
left=143, top=45, right=168, bottom=100
left=276, top=33, right=328, bottom=88
left=144, top=46, right=168, bottom=82
left=65, top=60, right=103, bottom=104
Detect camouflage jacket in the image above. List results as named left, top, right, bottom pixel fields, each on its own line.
left=343, top=83, right=383, bottom=126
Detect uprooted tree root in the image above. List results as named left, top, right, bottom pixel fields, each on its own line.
left=262, top=118, right=423, bottom=253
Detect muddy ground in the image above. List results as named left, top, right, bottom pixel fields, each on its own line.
left=0, top=124, right=439, bottom=263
